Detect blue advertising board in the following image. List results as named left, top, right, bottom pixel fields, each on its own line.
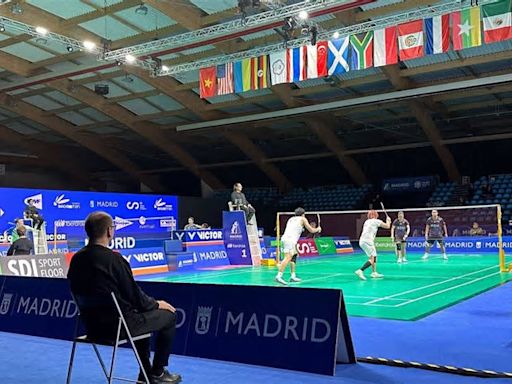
left=375, top=236, right=512, bottom=253
left=170, top=229, right=230, bottom=269
left=0, top=187, right=178, bottom=241
left=382, top=176, right=436, bottom=193
left=223, top=211, right=252, bottom=265
left=0, top=276, right=355, bottom=375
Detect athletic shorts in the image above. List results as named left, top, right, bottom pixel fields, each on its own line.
left=359, top=241, right=376, bottom=258
left=426, top=238, right=444, bottom=246
left=395, top=241, right=407, bottom=251
left=281, top=238, right=298, bottom=255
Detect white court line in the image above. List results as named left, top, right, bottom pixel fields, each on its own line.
left=363, top=265, right=498, bottom=305
left=395, top=271, right=502, bottom=307
left=344, top=295, right=408, bottom=301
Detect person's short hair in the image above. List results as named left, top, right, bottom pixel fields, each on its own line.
left=188, top=217, right=194, bottom=221
left=85, top=212, right=113, bottom=240
left=16, top=226, right=26, bottom=237
left=27, top=199, right=33, bottom=204
left=233, top=182, right=241, bottom=190
left=15, top=218, right=22, bottom=225
left=294, top=207, right=305, bottom=216
left=367, top=210, right=378, bottom=219
left=432, top=209, right=438, bottom=214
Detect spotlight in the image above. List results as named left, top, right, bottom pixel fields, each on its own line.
left=83, top=40, right=96, bottom=52
left=282, top=17, right=296, bottom=32
left=332, top=31, right=340, bottom=39
left=115, top=60, right=123, bottom=66
left=0, top=25, right=5, bottom=33
left=135, top=3, right=148, bottom=15
left=161, top=65, right=169, bottom=72
left=66, top=45, right=74, bottom=52
left=35, top=26, right=48, bottom=36
left=125, top=54, right=136, bottom=64
left=298, top=10, right=308, bottom=20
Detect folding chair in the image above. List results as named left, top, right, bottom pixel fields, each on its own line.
left=66, top=292, right=151, bottom=384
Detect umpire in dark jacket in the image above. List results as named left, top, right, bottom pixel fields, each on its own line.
left=67, top=212, right=181, bottom=384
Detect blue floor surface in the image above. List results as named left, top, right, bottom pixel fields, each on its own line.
left=0, top=331, right=507, bottom=384
left=351, top=280, right=512, bottom=372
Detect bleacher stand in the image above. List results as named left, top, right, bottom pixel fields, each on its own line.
left=470, top=174, right=512, bottom=226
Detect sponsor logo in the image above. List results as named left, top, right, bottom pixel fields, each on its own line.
left=195, top=251, right=228, bottom=261
left=94, top=200, right=119, bottom=208
left=0, top=294, right=77, bottom=318
left=24, top=193, right=43, bottom=210
left=114, top=216, right=133, bottom=231
left=109, top=236, right=136, bottom=250
left=53, top=194, right=80, bottom=209
left=160, top=218, right=176, bottom=229
left=195, top=306, right=213, bottom=335
left=126, top=201, right=146, bottom=211
left=154, top=198, right=173, bottom=211
left=124, top=252, right=165, bottom=264
left=0, top=293, right=13, bottom=315
left=188, top=230, right=223, bottom=241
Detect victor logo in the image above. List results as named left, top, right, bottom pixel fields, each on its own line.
left=0, top=293, right=13, bottom=315
left=195, top=306, right=213, bottom=335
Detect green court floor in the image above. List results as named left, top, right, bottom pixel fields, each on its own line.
left=146, top=253, right=512, bottom=321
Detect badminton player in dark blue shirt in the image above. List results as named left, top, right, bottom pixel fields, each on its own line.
left=423, top=209, right=448, bottom=260
left=391, top=211, right=410, bottom=263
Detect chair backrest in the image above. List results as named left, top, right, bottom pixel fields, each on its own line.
left=228, top=201, right=235, bottom=211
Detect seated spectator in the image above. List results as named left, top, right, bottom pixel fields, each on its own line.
left=7, top=226, right=33, bottom=256
left=68, top=212, right=181, bottom=384
left=469, top=222, right=485, bottom=236
left=184, top=217, right=201, bottom=230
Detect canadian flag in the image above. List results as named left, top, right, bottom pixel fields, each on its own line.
left=398, top=20, right=424, bottom=61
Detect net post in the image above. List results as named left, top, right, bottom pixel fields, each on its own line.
left=497, top=204, right=509, bottom=272
left=276, top=212, right=280, bottom=265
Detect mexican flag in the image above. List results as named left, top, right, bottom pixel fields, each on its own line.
left=482, top=0, right=512, bottom=43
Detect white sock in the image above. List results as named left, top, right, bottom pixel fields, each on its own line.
left=424, top=253, right=428, bottom=257
left=276, top=272, right=283, bottom=278
left=291, top=273, right=296, bottom=279
left=443, top=253, right=447, bottom=257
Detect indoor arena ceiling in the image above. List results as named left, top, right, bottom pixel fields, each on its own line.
left=0, top=0, right=511, bottom=194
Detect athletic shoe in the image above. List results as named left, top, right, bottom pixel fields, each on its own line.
left=275, top=276, right=288, bottom=285
left=371, top=272, right=384, bottom=278
left=402, top=258, right=408, bottom=262
left=422, top=254, right=429, bottom=260
left=443, top=254, right=448, bottom=260
left=397, top=258, right=402, bottom=264
left=355, top=270, right=366, bottom=281
left=290, top=276, right=302, bottom=282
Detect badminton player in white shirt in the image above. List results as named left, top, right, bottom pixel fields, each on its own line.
left=275, top=207, right=321, bottom=286
left=355, top=209, right=391, bottom=280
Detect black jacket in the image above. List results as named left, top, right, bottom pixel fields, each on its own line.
left=7, top=237, right=33, bottom=256
left=67, top=244, right=158, bottom=336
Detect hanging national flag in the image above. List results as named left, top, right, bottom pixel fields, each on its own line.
left=482, top=0, right=512, bottom=43
left=327, top=37, right=349, bottom=75
left=287, top=46, right=307, bottom=82
left=269, top=50, right=288, bottom=85
left=374, top=26, right=397, bottom=67
left=252, top=55, right=269, bottom=90
left=424, top=14, right=450, bottom=54
left=233, top=60, right=245, bottom=93
left=306, top=41, right=328, bottom=79
left=452, top=7, right=482, bottom=50
left=350, top=31, right=373, bottom=70
left=217, top=62, right=234, bottom=95
left=398, top=20, right=424, bottom=61
left=199, top=66, right=216, bottom=98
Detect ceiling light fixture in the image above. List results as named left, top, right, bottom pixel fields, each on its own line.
left=66, top=45, right=74, bottom=52
left=161, top=65, right=169, bottom=72
left=0, top=25, right=5, bottom=33
left=332, top=31, right=340, bottom=39
left=83, top=40, right=96, bottom=52
left=125, top=54, right=136, bottom=64
left=298, top=10, right=308, bottom=20
left=35, top=26, right=48, bottom=36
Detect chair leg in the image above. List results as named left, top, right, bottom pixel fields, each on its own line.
left=92, top=343, right=109, bottom=379
left=128, top=337, right=150, bottom=384
left=65, top=340, right=78, bottom=384
left=108, top=321, right=122, bottom=384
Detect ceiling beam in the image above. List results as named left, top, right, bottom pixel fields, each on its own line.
left=0, top=94, right=164, bottom=191
left=48, top=77, right=225, bottom=189
left=381, top=65, right=460, bottom=181
left=272, top=83, right=368, bottom=185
